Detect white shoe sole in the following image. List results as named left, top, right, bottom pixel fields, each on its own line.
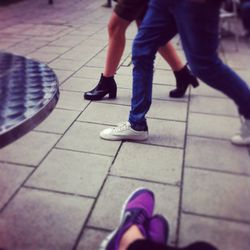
left=231, top=136, right=250, bottom=146
left=100, top=128, right=148, bottom=141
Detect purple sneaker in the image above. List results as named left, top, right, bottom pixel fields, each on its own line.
left=147, top=214, right=169, bottom=245
left=100, top=188, right=155, bottom=250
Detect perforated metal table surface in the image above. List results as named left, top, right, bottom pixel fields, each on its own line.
left=0, top=52, right=59, bottom=148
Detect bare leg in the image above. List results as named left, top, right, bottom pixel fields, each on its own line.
left=119, top=225, right=144, bottom=250
left=158, top=42, right=184, bottom=71
left=104, top=12, right=131, bottom=77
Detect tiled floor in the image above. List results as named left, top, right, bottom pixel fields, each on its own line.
left=0, top=0, right=250, bottom=250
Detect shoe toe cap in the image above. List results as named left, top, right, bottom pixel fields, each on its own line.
left=100, top=127, right=114, bottom=139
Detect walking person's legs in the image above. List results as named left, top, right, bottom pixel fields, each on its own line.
left=84, top=0, right=198, bottom=101
left=84, top=12, right=130, bottom=101
left=100, top=0, right=178, bottom=140
left=171, top=0, right=250, bottom=145
left=100, top=0, right=250, bottom=145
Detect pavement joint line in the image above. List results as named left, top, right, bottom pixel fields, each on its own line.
left=187, top=134, right=239, bottom=143
left=0, top=167, right=38, bottom=214
left=190, top=110, right=239, bottom=119
left=76, top=119, right=187, bottom=127
left=33, top=129, right=62, bottom=135
left=85, top=225, right=111, bottom=233
left=186, top=165, right=250, bottom=178
left=23, top=185, right=96, bottom=200
left=71, top=143, right=122, bottom=250
left=175, top=86, right=192, bottom=245
left=182, top=210, right=250, bottom=226
left=54, top=146, right=114, bottom=158
left=0, top=161, right=35, bottom=168
left=110, top=141, right=123, bottom=166
left=108, top=174, right=181, bottom=188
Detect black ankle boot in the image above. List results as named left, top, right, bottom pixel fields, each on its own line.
left=169, top=65, right=199, bottom=98
left=84, top=74, right=117, bottom=100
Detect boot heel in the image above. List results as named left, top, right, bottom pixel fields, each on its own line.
left=191, top=80, right=199, bottom=88
left=109, top=89, right=117, bottom=99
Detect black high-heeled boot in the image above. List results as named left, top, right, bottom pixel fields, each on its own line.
left=169, top=65, right=199, bottom=98
left=84, top=74, right=117, bottom=100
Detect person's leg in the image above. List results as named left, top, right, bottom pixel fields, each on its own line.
left=104, top=12, right=131, bottom=77
left=172, top=0, right=250, bottom=145
left=129, top=0, right=178, bottom=128
left=84, top=11, right=130, bottom=101
left=241, top=2, right=250, bottom=36
left=100, top=0, right=178, bottom=140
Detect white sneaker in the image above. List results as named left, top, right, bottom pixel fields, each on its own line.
left=231, top=117, right=250, bottom=146
left=100, top=121, right=148, bottom=141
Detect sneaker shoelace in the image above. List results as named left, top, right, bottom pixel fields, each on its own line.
left=113, top=122, right=130, bottom=133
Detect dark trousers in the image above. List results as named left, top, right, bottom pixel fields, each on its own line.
left=129, top=0, right=250, bottom=127
left=128, top=239, right=217, bottom=250
left=241, top=2, right=250, bottom=31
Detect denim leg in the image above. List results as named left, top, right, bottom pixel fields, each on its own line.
left=129, top=0, right=178, bottom=127
left=172, top=0, right=250, bottom=118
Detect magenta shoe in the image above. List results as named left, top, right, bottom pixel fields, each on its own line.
left=100, top=188, right=155, bottom=250
left=148, top=214, right=169, bottom=245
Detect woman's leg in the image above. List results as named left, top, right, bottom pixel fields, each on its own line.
left=104, top=12, right=131, bottom=77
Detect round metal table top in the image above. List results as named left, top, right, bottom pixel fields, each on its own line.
left=0, top=52, right=59, bottom=148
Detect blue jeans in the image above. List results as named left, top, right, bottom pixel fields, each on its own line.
left=129, top=0, right=250, bottom=128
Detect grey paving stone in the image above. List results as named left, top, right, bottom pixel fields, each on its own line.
left=148, top=100, right=188, bottom=121
left=114, top=74, right=133, bottom=89
left=185, top=136, right=250, bottom=174
left=56, top=90, right=90, bottom=111
left=116, top=65, right=133, bottom=76
left=188, top=113, right=241, bottom=140
left=153, top=69, right=176, bottom=85
left=111, top=142, right=183, bottom=185
left=179, top=213, right=250, bottom=250
left=153, top=84, right=189, bottom=102
left=0, top=188, right=93, bottom=250
left=144, top=118, right=186, bottom=148
left=60, top=48, right=97, bottom=61
left=27, top=149, right=111, bottom=197
left=88, top=176, right=180, bottom=244
left=76, top=228, right=108, bottom=250
left=35, top=109, right=80, bottom=134
left=53, top=69, right=74, bottom=84
left=78, top=102, right=130, bottom=125
left=73, top=66, right=103, bottom=79
left=0, top=163, right=32, bottom=210
left=190, top=96, right=238, bottom=117
left=56, top=122, right=121, bottom=156
left=60, top=77, right=98, bottom=92
left=0, top=131, right=60, bottom=166
left=49, top=36, right=82, bottom=47
left=183, top=168, right=250, bottom=221
left=49, top=58, right=84, bottom=71
left=27, top=52, right=59, bottom=64
left=35, top=45, right=71, bottom=54
left=85, top=57, right=105, bottom=67
left=100, top=88, right=132, bottom=106
left=190, top=82, right=227, bottom=98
